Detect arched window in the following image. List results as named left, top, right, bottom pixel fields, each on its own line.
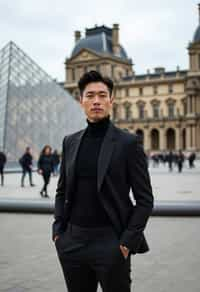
left=124, top=102, right=132, bottom=121
left=136, top=101, right=145, bottom=119
left=166, top=98, right=176, bottom=118
left=151, top=129, right=159, bottom=150
left=151, top=99, right=160, bottom=118
left=166, top=128, right=176, bottom=150
left=136, top=129, right=144, bottom=145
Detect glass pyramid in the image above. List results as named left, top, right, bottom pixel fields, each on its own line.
left=0, top=41, right=86, bottom=161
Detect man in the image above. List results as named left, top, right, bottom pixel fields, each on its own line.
left=19, top=147, right=35, bottom=187
left=52, top=71, right=154, bottom=292
left=0, top=151, right=7, bottom=186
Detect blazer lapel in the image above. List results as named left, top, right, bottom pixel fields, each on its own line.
left=67, top=129, right=86, bottom=196
left=97, top=123, right=117, bottom=192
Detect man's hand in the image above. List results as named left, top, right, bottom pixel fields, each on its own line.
left=54, top=235, right=60, bottom=242
left=119, top=245, right=129, bottom=259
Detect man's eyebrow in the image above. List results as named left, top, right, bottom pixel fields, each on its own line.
left=85, top=90, right=108, bottom=94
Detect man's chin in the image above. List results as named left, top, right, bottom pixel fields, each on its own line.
left=89, top=114, right=106, bottom=122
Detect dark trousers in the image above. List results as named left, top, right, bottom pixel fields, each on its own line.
left=21, top=168, right=33, bottom=186
left=55, top=224, right=131, bottom=292
left=0, top=166, right=4, bottom=186
left=41, top=172, right=51, bottom=193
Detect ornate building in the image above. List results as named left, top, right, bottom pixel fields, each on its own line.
left=64, top=5, right=200, bottom=152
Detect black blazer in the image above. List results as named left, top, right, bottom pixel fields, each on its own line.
left=52, top=122, right=154, bottom=255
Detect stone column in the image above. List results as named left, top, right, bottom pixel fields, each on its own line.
left=192, top=125, right=196, bottom=149
left=159, top=127, right=165, bottom=151
left=186, top=125, right=192, bottom=150
left=144, top=127, right=150, bottom=151
left=175, top=126, right=181, bottom=150
left=193, top=96, right=197, bottom=114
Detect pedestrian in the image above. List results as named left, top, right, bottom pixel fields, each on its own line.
left=19, top=147, right=35, bottom=187
left=52, top=71, right=154, bottom=292
left=167, top=151, right=174, bottom=172
left=0, top=151, right=7, bottom=186
left=38, top=145, right=54, bottom=198
left=177, top=150, right=184, bottom=173
left=52, top=149, right=60, bottom=176
left=188, top=152, right=196, bottom=168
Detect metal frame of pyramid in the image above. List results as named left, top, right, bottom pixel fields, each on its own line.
left=0, top=41, right=85, bottom=161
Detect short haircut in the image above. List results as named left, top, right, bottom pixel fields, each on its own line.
left=78, top=70, right=113, bottom=97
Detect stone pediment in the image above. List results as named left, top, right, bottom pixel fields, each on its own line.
left=68, top=49, right=102, bottom=63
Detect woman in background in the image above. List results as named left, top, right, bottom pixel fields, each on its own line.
left=38, top=145, right=54, bottom=198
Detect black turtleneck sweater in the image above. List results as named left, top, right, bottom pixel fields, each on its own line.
left=69, top=116, right=112, bottom=227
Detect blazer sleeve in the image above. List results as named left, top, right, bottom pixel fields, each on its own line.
left=120, top=135, right=154, bottom=253
left=52, top=136, right=67, bottom=240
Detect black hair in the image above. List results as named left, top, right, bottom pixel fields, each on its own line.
left=78, top=70, right=113, bottom=97
left=40, top=145, right=52, bottom=156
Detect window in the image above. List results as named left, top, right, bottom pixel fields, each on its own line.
left=153, top=85, right=158, bottom=95
left=168, top=84, right=173, bottom=94
left=124, top=102, right=132, bottom=121
left=139, top=104, right=144, bottom=119
left=139, top=87, right=143, bottom=96
left=168, top=103, right=174, bottom=118
left=153, top=104, right=159, bottom=118
left=151, top=99, right=160, bottom=118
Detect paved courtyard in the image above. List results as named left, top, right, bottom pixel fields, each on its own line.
left=0, top=213, right=200, bottom=292
left=0, top=160, right=199, bottom=201
left=0, top=161, right=200, bottom=291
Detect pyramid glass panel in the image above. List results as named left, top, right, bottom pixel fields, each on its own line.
left=0, top=42, right=86, bottom=160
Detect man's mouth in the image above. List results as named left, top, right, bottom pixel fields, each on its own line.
left=91, top=108, right=102, bottom=112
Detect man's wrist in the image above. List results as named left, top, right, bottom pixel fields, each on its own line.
left=53, top=235, right=59, bottom=242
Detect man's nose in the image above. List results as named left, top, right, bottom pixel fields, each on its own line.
left=93, top=95, right=101, bottom=104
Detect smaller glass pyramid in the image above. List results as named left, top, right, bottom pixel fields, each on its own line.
left=0, top=41, right=85, bottom=161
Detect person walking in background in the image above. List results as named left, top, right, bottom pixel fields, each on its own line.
left=167, top=151, right=174, bottom=172
left=177, top=150, right=185, bottom=173
left=52, top=149, right=60, bottom=176
left=0, top=151, right=7, bottom=186
left=19, top=147, right=35, bottom=187
left=38, top=145, right=54, bottom=198
left=188, top=152, right=196, bottom=168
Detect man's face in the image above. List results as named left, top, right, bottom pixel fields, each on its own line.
left=79, top=82, right=113, bottom=122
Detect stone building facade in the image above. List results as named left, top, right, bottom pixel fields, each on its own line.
left=64, top=5, right=200, bottom=152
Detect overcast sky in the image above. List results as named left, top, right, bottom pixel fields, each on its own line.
left=0, top=0, right=198, bottom=81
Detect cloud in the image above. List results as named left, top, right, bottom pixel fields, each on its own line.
left=0, top=0, right=198, bottom=80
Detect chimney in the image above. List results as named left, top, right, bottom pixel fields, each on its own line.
left=112, top=24, right=120, bottom=56
left=74, top=31, right=81, bottom=43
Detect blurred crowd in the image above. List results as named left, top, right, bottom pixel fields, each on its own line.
left=149, top=150, right=197, bottom=173
left=0, top=147, right=198, bottom=197
left=0, top=146, right=61, bottom=198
